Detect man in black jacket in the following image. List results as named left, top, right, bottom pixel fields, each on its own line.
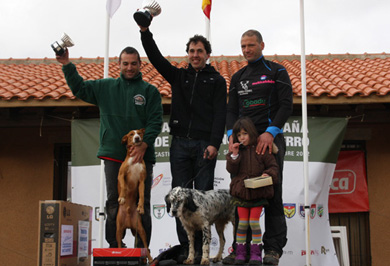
left=225, top=29, right=293, bottom=265
left=137, top=23, right=227, bottom=263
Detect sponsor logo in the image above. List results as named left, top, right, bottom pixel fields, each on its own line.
left=152, top=173, right=163, bottom=189
left=46, top=206, right=55, bottom=215
left=153, top=204, right=165, bottom=219
left=45, top=205, right=55, bottom=220
left=112, top=251, right=122, bottom=254
left=211, top=237, right=218, bottom=247
left=243, top=98, right=266, bottom=108
left=299, top=204, right=305, bottom=219
left=227, top=246, right=234, bottom=254
left=284, top=203, right=296, bottom=218
left=134, top=94, right=146, bottom=105
left=210, top=237, right=219, bottom=252
left=330, top=169, right=357, bottom=195
left=310, top=204, right=316, bottom=219
left=283, top=250, right=294, bottom=256
left=213, top=176, right=225, bottom=186
left=163, top=177, right=172, bottom=186
left=301, top=249, right=320, bottom=256
left=159, top=243, right=175, bottom=254
left=238, top=80, right=252, bottom=95
left=63, top=207, right=70, bottom=218
left=321, top=246, right=330, bottom=255
left=240, top=80, right=250, bottom=90
left=252, top=79, right=275, bottom=86
left=317, top=204, right=324, bottom=218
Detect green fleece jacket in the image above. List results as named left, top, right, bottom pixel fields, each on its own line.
left=63, top=62, right=163, bottom=163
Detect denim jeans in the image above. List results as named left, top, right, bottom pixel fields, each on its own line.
left=170, top=136, right=216, bottom=252
left=104, top=159, right=153, bottom=248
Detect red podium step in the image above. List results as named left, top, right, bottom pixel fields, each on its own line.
left=93, top=248, right=147, bottom=265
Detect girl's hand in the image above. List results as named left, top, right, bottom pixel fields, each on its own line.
left=232, top=143, right=240, bottom=155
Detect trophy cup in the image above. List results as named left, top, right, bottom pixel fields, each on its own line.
left=51, top=33, right=74, bottom=56
left=133, top=0, right=162, bottom=28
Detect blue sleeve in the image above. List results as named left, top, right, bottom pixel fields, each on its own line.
left=227, top=129, right=233, bottom=138
left=265, top=126, right=282, bottom=138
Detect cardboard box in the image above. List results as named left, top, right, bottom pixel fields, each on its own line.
left=37, top=200, right=92, bottom=266
left=244, top=175, right=273, bottom=188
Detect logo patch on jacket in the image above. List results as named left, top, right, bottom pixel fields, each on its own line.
left=252, top=75, right=275, bottom=86
left=134, top=94, right=146, bottom=105
left=238, top=80, right=252, bottom=96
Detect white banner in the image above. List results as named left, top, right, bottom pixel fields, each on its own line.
left=71, top=116, right=347, bottom=265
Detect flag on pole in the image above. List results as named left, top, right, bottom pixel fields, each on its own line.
left=106, top=0, right=122, bottom=18
left=202, top=0, right=212, bottom=19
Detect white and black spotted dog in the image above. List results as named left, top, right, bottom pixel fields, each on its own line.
left=165, top=187, right=235, bottom=265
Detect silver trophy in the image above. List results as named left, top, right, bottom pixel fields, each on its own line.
left=51, top=33, right=74, bottom=56
left=134, top=0, right=162, bottom=27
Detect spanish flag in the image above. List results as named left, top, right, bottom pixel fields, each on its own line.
left=202, top=0, right=212, bottom=19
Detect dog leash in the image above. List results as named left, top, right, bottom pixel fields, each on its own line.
left=183, top=151, right=213, bottom=188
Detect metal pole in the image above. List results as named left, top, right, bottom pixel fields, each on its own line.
left=98, top=12, right=111, bottom=249
left=299, top=0, right=311, bottom=265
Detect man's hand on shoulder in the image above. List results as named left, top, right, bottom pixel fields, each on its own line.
left=256, top=132, right=274, bottom=155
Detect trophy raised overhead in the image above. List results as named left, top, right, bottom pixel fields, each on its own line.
left=133, top=0, right=162, bottom=27
left=51, top=33, right=74, bottom=56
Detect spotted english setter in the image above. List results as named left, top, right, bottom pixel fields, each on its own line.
left=165, top=187, right=235, bottom=265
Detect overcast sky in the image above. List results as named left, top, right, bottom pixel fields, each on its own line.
left=0, top=0, right=389, bottom=59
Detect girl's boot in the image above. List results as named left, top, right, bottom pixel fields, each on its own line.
left=248, top=243, right=262, bottom=265
left=234, top=243, right=246, bottom=265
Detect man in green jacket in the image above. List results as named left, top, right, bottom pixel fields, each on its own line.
left=56, top=47, right=163, bottom=248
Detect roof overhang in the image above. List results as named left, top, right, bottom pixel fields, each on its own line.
left=1, top=94, right=390, bottom=108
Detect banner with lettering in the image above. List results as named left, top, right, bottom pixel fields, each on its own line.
left=329, top=150, right=369, bottom=213
left=71, top=116, right=347, bottom=266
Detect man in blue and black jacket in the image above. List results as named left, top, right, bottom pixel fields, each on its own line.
left=226, top=29, right=293, bottom=265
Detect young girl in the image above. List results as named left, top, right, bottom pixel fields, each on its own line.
left=226, top=117, right=279, bottom=265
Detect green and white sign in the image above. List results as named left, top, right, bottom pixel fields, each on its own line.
left=71, top=116, right=347, bottom=266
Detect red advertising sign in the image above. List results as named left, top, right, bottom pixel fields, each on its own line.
left=329, top=150, right=369, bottom=213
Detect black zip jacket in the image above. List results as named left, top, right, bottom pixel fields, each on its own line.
left=227, top=56, right=293, bottom=136
left=141, top=29, right=227, bottom=149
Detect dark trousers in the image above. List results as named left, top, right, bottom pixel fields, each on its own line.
left=170, top=136, right=216, bottom=253
left=263, top=134, right=288, bottom=254
left=104, top=159, right=153, bottom=248
left=231, top=134, right=287, bottom=256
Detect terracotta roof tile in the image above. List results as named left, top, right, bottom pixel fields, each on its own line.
left=1, top=54, right=390, bottom=104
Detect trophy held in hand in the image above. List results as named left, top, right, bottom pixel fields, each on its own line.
left=51, top=33, right=74, bottom=56
left=134, top=0, right=162, bottom=27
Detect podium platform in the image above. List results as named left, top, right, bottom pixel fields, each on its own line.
left=93, top=248, right=148, bottom=265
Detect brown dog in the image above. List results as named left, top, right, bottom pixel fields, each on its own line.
left=116, top=129, right=152, bottom=262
